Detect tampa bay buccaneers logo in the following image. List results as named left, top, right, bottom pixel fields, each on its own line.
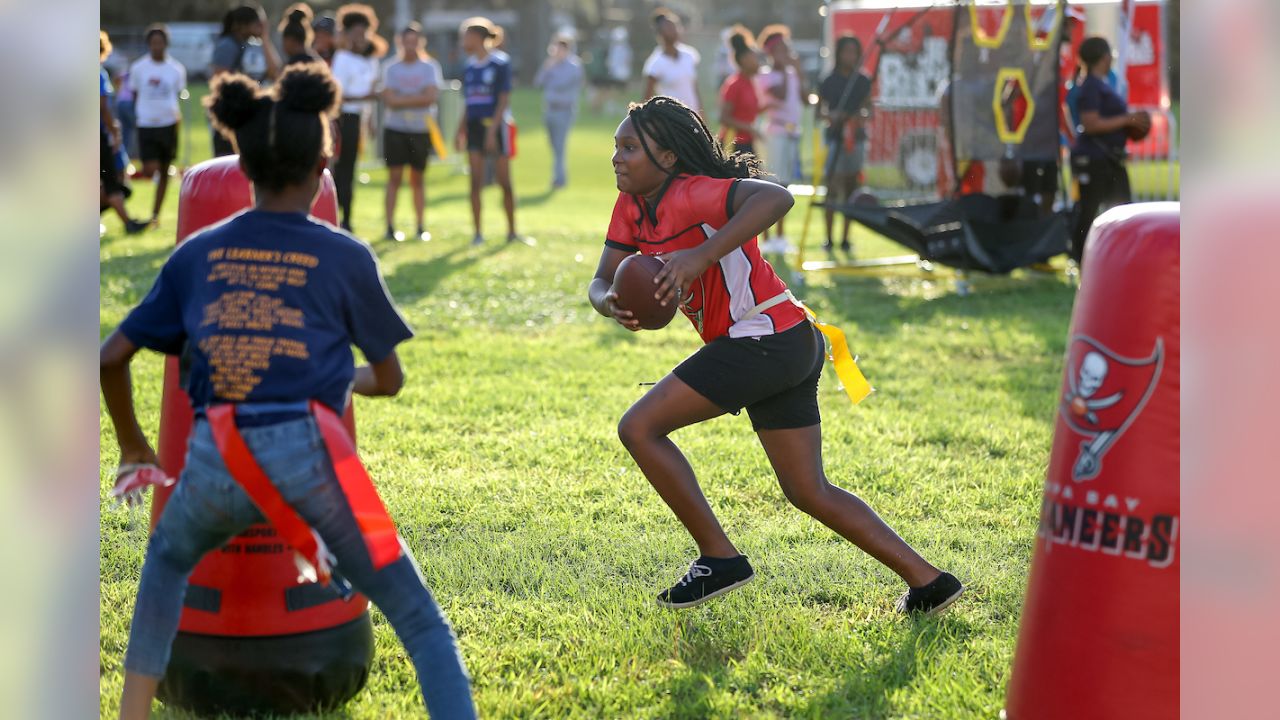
left=1060, top=334, right=1164, bottom=482
left=679, top=278, right=706, bottom=336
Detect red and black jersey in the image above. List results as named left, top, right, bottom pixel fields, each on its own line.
left=605, top=174, right=806, bottom=343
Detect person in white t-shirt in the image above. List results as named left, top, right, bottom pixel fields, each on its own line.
left=330, top=3, right=387, bottom=231
left=128, top=25, right=186, bottom=224
left=642, top=7, right=702, bottom=115
left=756, top=24, right=805, bottom=253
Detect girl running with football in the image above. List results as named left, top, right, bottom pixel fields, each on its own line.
left=587, top=95, right=963, bottom=614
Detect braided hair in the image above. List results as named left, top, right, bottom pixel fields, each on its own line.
left=627, top=95, right=765, bottom=180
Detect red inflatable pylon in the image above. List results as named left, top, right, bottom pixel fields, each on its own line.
left=1005, top=203, right=1179, bottom=719
left=149, top=156, right=374, bottom=715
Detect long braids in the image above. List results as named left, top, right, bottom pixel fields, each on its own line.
left=627, top=96, right=765, bottom=180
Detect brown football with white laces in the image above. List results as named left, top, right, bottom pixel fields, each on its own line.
left=611, top=254, right=678, bottom=330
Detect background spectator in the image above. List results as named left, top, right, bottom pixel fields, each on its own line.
left=128, top=24, right=186, bottom=225
left=381, top=22, right=441, bottom=242
left=534, top=35, right=584, bottom=190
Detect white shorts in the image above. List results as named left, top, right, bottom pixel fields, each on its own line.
left=764, top=132, right=801, bottom=186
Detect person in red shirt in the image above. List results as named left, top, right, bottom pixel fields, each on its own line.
left=587, top=96, right=962, bottom=613
left=717, top=26, right=761, bottom=155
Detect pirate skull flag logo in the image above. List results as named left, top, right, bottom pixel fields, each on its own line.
left=1060, top=334, right=1164, bottom=482
left=677, top=276, right=706, bottom=336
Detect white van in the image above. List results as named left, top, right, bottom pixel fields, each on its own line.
left=166, top=22, right=220, bottom=80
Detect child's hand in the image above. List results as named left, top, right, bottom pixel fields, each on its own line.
left=110, top=462, right=174, bottom=508
left=653, top=249, right=709, bottom=307
left=603, top=290, right=640, bottom=331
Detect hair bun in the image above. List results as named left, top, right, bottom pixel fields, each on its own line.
left=275, top=63, right=339, bottom=115
left=289, top=9, right=308, bottom=23
left=205, top=73, right=264, bottom=130
left=728, top=25, right=754, bottom=53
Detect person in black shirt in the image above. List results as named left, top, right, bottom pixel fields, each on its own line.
left=816, top=35, right=872, bottom=256
left=1069, top=36, right=1150, bottom=267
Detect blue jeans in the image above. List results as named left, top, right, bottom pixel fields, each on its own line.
left=116, top=98, right=137, bottom=160
left=124, top=416, right=476, bottom=719
left=544, top=108, right=575, bottom=186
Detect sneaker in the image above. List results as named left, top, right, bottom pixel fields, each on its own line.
left=894, top=572, right=964, bottom=616
left=840, top=242, right=854, bottom=259
left=471, top=233, right=484, bottom=246
left=417, top=227, right=432, bottom=242
left=124, top=219, right=149, bottom=235
left=656, top=555, right=755, bottom=609
left=507, top=233, right=536, bottom=247
left=385, top=227, right=405, bottom=242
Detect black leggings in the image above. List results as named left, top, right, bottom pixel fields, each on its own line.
left=1070, top=154, right=1131, bottom=265
left=333, top=112, right=362, bottom=227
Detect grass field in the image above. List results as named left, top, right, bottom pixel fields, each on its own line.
left=100, top=86, right=1080, bottom=718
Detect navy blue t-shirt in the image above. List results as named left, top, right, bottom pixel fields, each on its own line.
left=119, top=210, right=413, bottom=414
left=1071, top=74, right=1129, bottom=159
left=462, top=54, right=511, bottom=120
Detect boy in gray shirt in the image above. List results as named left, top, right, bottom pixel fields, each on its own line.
left=381, top=23, right=442, bottom=241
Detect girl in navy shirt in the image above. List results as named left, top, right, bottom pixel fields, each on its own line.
left=1069, top=36, right=1151, bottom=267
left=100, top=65, right=475, bottom=719
left=455, top=17, right=522, bottom=245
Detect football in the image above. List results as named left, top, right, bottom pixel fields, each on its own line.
left=611, top=254, right=678, bottom=330
left=1126, top=110, right=1152, bottom=141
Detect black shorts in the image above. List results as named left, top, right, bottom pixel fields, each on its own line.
left=138, top=124, right=178, bottom=165
left=1020, top=159, right=1059, bottom=199
left=383, top=128, right=431, bottom=170
left=465, top=117, right=509, bottom=156
left=674, top=321, right=824, bottom=431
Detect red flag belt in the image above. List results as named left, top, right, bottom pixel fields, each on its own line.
left=206, top=400, right=402, bottom=588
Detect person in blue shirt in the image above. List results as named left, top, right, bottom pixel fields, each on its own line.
left=99, top=64, right=476, bottom=720
left=100, top=30, right=147, bottom=234
left=1068, top=36, right=1150, bottom=267
left=454, top=17, right=522, bottom=245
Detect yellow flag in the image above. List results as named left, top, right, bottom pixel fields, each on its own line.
left=425, top=115, right=448, bottom=159
left=798, top=302, right=873, bottom=405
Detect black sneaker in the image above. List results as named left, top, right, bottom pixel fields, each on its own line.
left=894, top=572, right=964, bottom=616
left=385, top=227, right=404, bottom=242
left=124, top=219, right=148, bottom=235
left=656, top=555, right=755, bottom=609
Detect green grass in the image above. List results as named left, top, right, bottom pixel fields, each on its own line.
left=100, top=86, right=1078, bottom=718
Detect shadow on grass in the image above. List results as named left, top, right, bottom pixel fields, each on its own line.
left=153, top=704, right=354, bottom=720
left=413, top=185, right=557, bottom=210
left=794, top=270, right=1076, bottom=421
left=650, top=612, right=976, bottom=719
left=652, top=615, right=749, bottom=720
left=382, top=242, right=509, bottom=304
left=802, top=615, right=978, bottom=718
left=100, top=244, right=176, bottom=292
